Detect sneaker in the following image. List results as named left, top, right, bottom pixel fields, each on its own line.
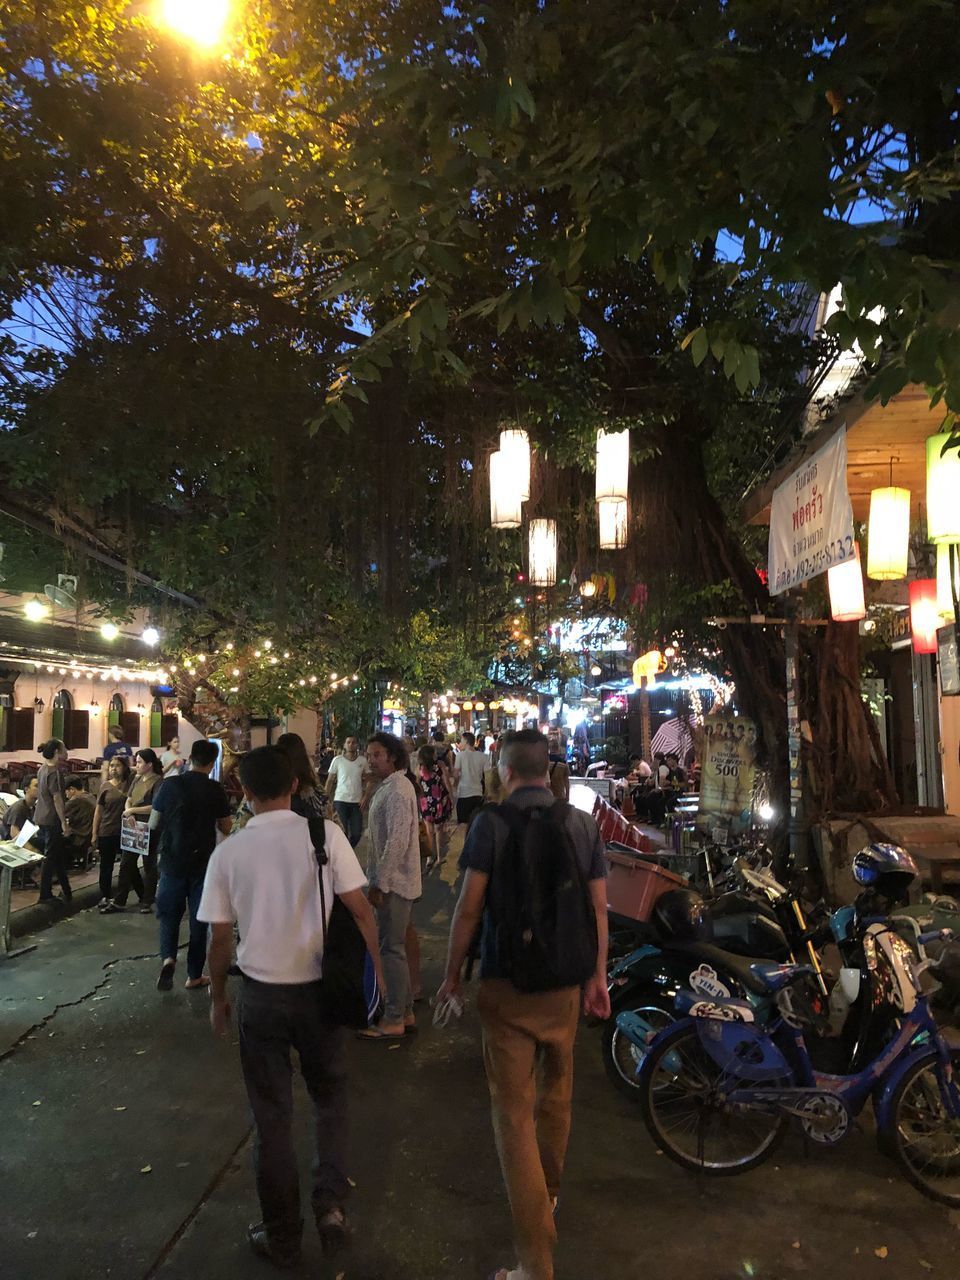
left=138, top=903, right=153, bottom=915
left=156, top=961, right=176, bottom=992
left=247, top=1222, right=301, bottom=1269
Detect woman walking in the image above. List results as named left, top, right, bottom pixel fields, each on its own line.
left=276, top=732, right=328, bottom=824
left=35, top=739, right=73, bottom=906
left=415, top=743, right=453, bottom=869
left=95, top=757, right=132, bottom=911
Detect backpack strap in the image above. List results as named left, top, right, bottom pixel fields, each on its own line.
left=307, top=814, right=329, bottom=953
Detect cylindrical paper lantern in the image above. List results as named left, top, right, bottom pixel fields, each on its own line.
left=936, top=542, right=960, bottom=619
left=866, top=486, right=910, bottom=581
left=595, top=428, right=629, bottom=501
left=828, top=543, right=866, bottom=622
left=499, top=428, right=531, bottom=502
left=598, top=497, right=628, bottom=550
left=909, top=578, right=940, bottom=655
left=926, top=433, right=960, bottom=544
left=529, top=519, right=558, bottom=587
left=489, top=449, right=522, bottom=529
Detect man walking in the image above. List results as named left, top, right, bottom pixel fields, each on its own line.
left=151, top=739, right=232, bottom=992
left=437, top=729, right=610, bottom=1280
left=452, top=730, right=487, bottom=825
left=199, top=746, right=382, bottom=1268
left=358, top=732, right=421, bottom=1040
left=325, top=735, right=366, bottom=848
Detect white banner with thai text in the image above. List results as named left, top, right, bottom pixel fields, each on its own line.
left=768, top=430, right=855, bottom=595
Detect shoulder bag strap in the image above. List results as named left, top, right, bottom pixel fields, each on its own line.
left=308, top=814, right=329, bottom=953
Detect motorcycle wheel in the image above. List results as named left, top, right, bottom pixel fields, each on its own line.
left=603, top=1000, right=675, bottom=1098
left=640, top=1022, right=787, bottom=1175
left=888, top=1048, right=960, bottom=1206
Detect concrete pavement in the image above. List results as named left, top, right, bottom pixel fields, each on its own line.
left=2, top=885, right=959, bottom=1279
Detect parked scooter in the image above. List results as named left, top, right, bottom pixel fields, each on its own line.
left=603, top=861, right=827, bottom=1096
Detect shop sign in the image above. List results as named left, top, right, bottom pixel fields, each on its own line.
left=939, top=624, right=959, bottom=696
left=768, top=431, right=856, bottom=595
left=697, top=715, right=759, bottom=835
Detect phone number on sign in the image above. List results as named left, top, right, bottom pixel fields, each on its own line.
left=774, top=535, right=854, bottom=593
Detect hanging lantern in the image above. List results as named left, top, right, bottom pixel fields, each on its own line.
left=866, top=487, right=910, bottom=581
left=909, top=578, right=940, bottom=655
left=936, top=543, right=960, bottom=618
left=595, top=428, right=629, bottom=501
left=489, top=450, right=523, bottom=529
left=462, top=700, right=474, bottom=711
left=580, top=578, right=597, bottom=598
left=926, top=433, right=960, bottom=544
left=598, top=498, right=628, bottom=550
left=499, top=428, right=531, bottom=502
left=828, top=542, right=866, bottom=622
left=529, top=519, right=558, bottom=587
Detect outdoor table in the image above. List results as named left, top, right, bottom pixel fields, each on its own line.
left=0, top=840, right=44, bottom=959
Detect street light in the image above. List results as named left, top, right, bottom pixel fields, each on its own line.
left=160, top=0, right=230, bottom=47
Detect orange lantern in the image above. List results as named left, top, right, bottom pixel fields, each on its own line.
left=909, top=578, right=940, bottom=655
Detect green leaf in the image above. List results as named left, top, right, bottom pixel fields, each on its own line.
left=690, top=328, right=709, bottom=367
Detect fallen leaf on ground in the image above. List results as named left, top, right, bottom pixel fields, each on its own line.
left=140, top=1165, right=152, bottom=1174
left=26, top=1231, right=37, bottom=1239
left=135, top=1049, right=146, bottom=1055
left=114, top=1106, right=126, bottom=1112
left=388, top=1044, right=401, bottom=1051
left=176, top=1162, right=190, bottom=1168
left=919, top=1262, right=933, bottom=1271
left=347, top=1177, right=357, bottom=1188
left=36, top=996, right=44, bottom=1001
left=32, top=1100, right=42, bottom=1107
left=875, top=1246, right=889, bottom=1259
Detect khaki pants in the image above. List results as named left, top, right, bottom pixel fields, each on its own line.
left=478, top=979, right=581, bottom=1280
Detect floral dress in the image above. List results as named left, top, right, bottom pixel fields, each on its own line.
left=417, top=764, right=452, bottom=823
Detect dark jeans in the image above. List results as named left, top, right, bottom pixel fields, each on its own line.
left=156, top=871, right=207, bottom=979
left=239, top=977, right=349, bottom=1250
left=98, top=832, right=122, bottom=900
left=39, top=821, right=72, bottom=902
left=333, top=801, right=362, bottom=848
left=115, top=830, right=158, bottom=907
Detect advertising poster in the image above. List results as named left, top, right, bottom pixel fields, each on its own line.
left=768, top=429, right=855, bottom=595
left=697, top=715, right=759, bottom=836
left=120, top=818, right=150, bottom=857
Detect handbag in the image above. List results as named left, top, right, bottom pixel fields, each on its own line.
left=310, top=817, right=380, bottom=1029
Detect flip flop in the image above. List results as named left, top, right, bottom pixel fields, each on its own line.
left=356, top=1025, right=405, bottom=1041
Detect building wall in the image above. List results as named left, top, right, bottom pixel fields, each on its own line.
left=941, top=690, right=960, bottom=816
left=1, top=671, right=156, bottom=762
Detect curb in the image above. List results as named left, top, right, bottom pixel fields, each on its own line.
left=10, top=880, right=106, bottom=941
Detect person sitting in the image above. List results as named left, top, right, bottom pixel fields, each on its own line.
left=63, top=778, right=96, bottom=866
left=7, top=776, right=40, bottom=842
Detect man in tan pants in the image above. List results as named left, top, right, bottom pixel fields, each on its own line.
left=438, top=730, right=610, bottom=1280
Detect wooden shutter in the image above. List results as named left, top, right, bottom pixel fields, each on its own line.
left=161, top=713, right=179, bottom=745
left=11, top=708, right=36, bottom=751
left=120, top=710, right=141, bottom=747
left=65, top=709, right=90, bottom=751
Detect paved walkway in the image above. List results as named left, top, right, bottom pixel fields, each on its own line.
left=1, top=882, right=959, bottom=1279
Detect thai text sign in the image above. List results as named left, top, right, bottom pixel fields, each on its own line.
left=768, top=430, right=855, bottom=595
left=697, top=715, right=758, bottom=834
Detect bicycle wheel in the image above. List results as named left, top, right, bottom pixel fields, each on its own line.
left=639, top=1021, right=787, bottom=1175
left=889, top=1049, right=960, bottom=1206
left=603, top=1001, right=674, bottom=1098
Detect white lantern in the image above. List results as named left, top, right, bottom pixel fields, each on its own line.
left=595, top=428, right=629, bottom=501
left=598, top=498, right=628, bottom=550
left=828, top=543, right=866, bottom=623
left=499, top=428, right=531, bottom=502
left=489, top=449, right=523, bottom=529
left=927, top=433, right=960, bottom=544
left=866, top=486, right=910, bottom=581
left=936, top=542, right=960, bottom=618
left=529, top=518, right=558, bottom=587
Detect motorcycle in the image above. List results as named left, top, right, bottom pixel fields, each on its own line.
left=603, top=861, right=828, bottom=1097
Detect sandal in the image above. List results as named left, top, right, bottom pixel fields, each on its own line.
left=356, top=1025, right=405, bottom=1041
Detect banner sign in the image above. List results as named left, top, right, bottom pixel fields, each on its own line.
left=768, top=430, right=855, bottom=595
left=697, top=715, right=758, bottom=835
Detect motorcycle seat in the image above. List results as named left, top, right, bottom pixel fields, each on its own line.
left=666, top=941, right=811, bottom=997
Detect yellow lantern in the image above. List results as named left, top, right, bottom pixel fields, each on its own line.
left=489, top=449, right=523, bottom=529
left=462, top=700, right=474, bottom=711
left=927, top=433, right=960, bottom=544
left=936, top=542, right=960, bottom=618
left=580, top=578, right=597, bottom=598
left=595, top=428, right=629, bottom=501
left=489, top=700, right=501, bottom=710
left=499, top=429, right=530, bottom=502
left=529, top=519, right=558, bottom=587
left=449, top=702, right=460, bottom=714
left=474, top=700, right=486, bottom=710
left=866, top=487, right=910, bottom=581
left=828, top=542, right=866, bottom=622
left=598, top=498, right=628, bottom=550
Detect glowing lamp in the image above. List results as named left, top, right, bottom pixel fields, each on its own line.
left=23, top=597, right=50, bottom=622
left=499, top=428, right=531, bottom=501
left=528, top=519, right=558, bottom=587
left=936, top=543, right=960, bottom=618
left=462, top=700, right=474, bottom=711
left=927, top=433, right=960, bottom=545
left=866, top=487, right=910, bottom=581
left=580, top=578, right=597, bottom=598
left=489, top=700, right=501, bottom=710
left=489, top=449, right=523, bottom=529
left=100, top=621, right=119, bottom=641
left=828, top=542, right=866, bottom=622
left=590, top=663, right=602, bottom=676
left=474, top=700, right=486, bottom=710
left=160, top=0, right=230, bottom=48
left=909, top=578, right=940, bottom=655
left=598, top=498, right=628, bottom=550
left=141, top=626, right=160, bottom=646
left=595, top=428, right=629, bottom=501
left=449, top=703, right=461, bottom=714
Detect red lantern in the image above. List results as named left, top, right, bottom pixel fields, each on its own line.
left=909, top=578, right=940, bottom=655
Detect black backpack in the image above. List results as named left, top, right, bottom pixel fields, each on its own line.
left=488, top=800, right=598, bottom=993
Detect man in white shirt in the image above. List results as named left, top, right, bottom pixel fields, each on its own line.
left=199, top=746, right=382, bottom=1269
left=453, top=730, right=488, bottom=825
left=324, top=736, right=366, bottom=847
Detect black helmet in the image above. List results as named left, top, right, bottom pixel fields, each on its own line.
left=653, top=889, right=713, bottom=943
left=852, top=843, right=918, bottom=901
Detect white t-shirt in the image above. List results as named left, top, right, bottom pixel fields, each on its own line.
left=327, top=753, right=366, bottom=804
left=197, top=809, right=367, bottom=984
left=457, top=748, right=489, bottom=799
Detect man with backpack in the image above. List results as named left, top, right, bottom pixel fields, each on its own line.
left=437, top=729, right=610, bottom=1280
